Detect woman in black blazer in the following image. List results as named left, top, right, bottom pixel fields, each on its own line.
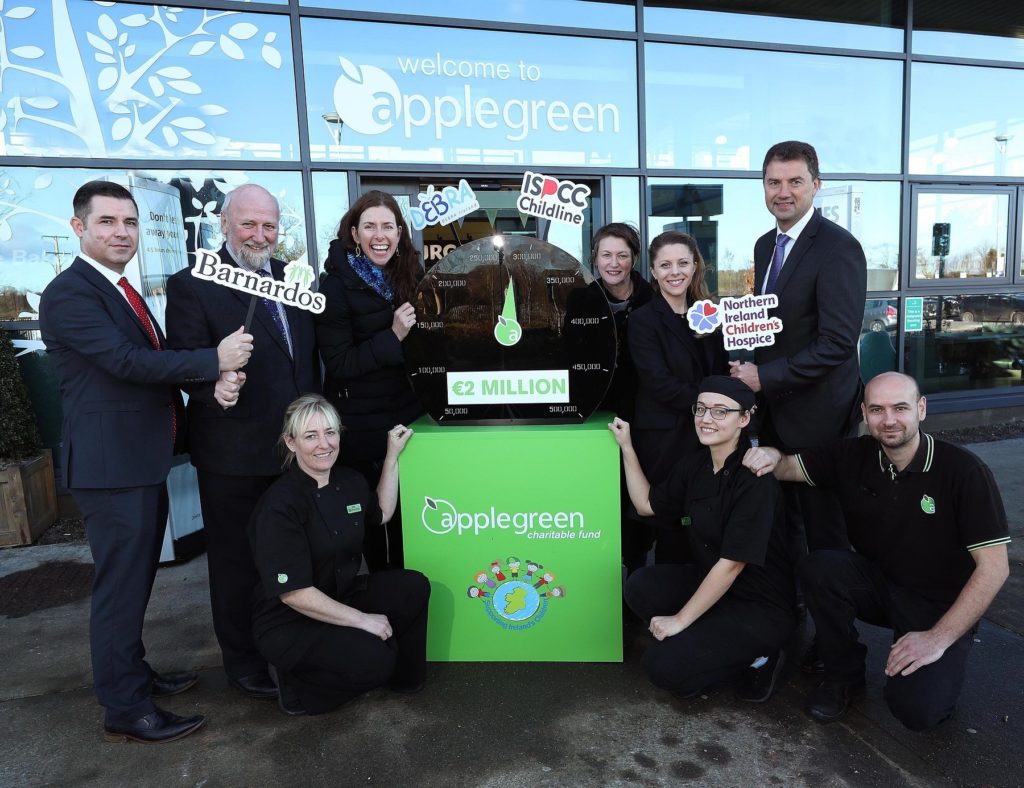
left=628, top=230, right=727, bottom=563
left=315, top=190, right=424, bottom=570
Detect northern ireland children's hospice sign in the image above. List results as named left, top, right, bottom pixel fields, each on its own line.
left=687, top=295, right=784, bottom=351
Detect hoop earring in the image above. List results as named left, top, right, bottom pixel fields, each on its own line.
left=355, top=243, right=363, bottom=257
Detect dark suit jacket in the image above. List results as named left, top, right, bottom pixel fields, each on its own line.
left=39, top=257, right=219, bottom=489
left=753, top=210, right=866, bottom=451
left=165, top=246, right=320, bottom=477
left=628, top=293, right=728, bottom=477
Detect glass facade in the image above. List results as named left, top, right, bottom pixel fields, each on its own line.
left=3, top=1, right=1024, bottom=410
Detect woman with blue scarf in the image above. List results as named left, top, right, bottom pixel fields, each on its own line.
left=316, top=190, right=424, bottom=570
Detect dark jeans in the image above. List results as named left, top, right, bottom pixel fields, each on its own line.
left=625, top=565, right=794, bottom=696
left=802, top=550, right=974, bottom=731
left=279, top=570, right=430, bottom=715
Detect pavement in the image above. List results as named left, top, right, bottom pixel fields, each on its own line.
left=1, top=438, right=1022, bottom=788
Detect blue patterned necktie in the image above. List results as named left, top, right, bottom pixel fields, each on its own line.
left=764, top=233, right=791, bottom=294
left=254, top=269, right=292, bottom=356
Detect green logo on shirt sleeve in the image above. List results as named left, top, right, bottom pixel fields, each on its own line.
left=920, top=495, right=936, bottom=515
left=277, top=573, right=288, bottom=584
left=347, top=503, right=362, bottom=514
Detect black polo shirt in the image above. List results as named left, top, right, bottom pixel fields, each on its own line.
left=248, top=463, right=381, bottom=666
left=649, top=444, right=795, bottom=620
left=795, top=433, right=1010, bottom=604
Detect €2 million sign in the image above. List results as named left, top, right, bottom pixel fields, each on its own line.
left=404, top=235, right=617, bottom=425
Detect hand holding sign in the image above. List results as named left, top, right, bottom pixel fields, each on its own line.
left=217, top=325, right=254, bottom=371
left=214, top=370, right=247, bottom=409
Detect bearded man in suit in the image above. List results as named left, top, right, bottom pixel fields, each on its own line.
left=165, top=184, right=320, bottom=700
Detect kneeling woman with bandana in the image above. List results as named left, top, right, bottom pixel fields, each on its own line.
left=609, top=376, right=796, bottom=702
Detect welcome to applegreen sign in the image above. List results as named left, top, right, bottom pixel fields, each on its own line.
left=400, top=415, right=622, bottom=661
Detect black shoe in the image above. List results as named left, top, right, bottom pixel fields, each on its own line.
left=735, top=650, right=787, bottom=703
left=103, top=708, right=206, bottom=744
left=268, top=666, right=305, bottom=716
left=800, top=641, right=825, bottom=675
left=151, top=671, right=199, bottom=699
left=228, top=671, right=278, bottom=700
left=805, top=677, right=865, bottom=724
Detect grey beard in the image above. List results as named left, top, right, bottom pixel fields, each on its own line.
left=237, top=243, right=271, bottom=270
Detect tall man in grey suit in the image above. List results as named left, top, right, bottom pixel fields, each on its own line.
left=730, top=141, right=867, bottom=679
left=40, top=181, right=252, bottom=743
left=166, top=184, right=320, bottom=700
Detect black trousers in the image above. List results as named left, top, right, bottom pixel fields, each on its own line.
left=196, top=470, right=277, bottom=679
left=625, top=565, right=794, bottom=696
left=278, top=570, right=430, bottom=715
left=74, top=483, right=167, bottom=726
left=629, top=428, right=692, bottom=565
left=344, top=458, right=405, bottom=571
left=802, top=550, right=974, bottom=731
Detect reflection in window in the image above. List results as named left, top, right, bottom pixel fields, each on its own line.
left=905, top=294, right=1024, bottom=395
left=913, top=192, right=1009, bottom=281
left=913, top=1, right=1024, bottom=63
left=0, top=168, right=305, bottom=323
left=910, top=63, right=1024, bottom=177
left=859, top=298, right=898, bottom=383
left=645, top=44, right=901, bottom=173
left=646, top=178, right=899, bottom=298
left=298, top=0, right=635, bottom=31
left=311, top=173, right=350, bottom=271
left=644, top=2, right=905, bottom=52
left=0, top=3, right=298, bottom=160
left=301, top=19, right=638, bottom=167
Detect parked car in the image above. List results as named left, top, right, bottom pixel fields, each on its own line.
left=957, top=294, right=1024, bottom=326
left=863, top=299, right=897, bottom=332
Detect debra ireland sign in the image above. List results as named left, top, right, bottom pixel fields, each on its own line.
left=302, top=19, right=638, bottom=166
left=400, top=417, right=622, bottom=661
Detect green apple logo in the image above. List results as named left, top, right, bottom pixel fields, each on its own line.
left=494, top=279, right=522, bottom=347
left=422, top=496, right=457, bottom=534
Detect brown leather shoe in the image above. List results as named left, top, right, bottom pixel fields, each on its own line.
left=103, top=708, right=206, bottom=744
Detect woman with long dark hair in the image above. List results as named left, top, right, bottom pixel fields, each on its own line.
left=627, top=231, right=728, bottom=564
left=316, top=190, right=424, bottom=569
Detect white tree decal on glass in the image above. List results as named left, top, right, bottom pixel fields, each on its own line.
left=0, top=1, right=285, bottom=157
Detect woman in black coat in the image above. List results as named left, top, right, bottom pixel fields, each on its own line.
left=628, top=231, right=727, bottom=563
left=316, top=190, right=424, bottom=569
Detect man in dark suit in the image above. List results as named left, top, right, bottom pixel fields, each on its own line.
left=166, top=184, right=320, bottom=700
left=731, top=140, right=866, bottom=548
left=730, top=141, right=866, bottom=688
left=40, top=180, right=253, bottom=743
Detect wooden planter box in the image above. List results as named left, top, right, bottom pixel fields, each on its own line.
left=0, top=449, right=58, bottom=547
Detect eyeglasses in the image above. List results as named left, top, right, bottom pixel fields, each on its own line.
left=692, top=404, right=743, bottom=420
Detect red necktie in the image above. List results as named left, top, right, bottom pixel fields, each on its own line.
left=117, top=277, right=176, bottom=442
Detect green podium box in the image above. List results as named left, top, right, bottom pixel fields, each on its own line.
left=400, top=415, right=622, bottom=662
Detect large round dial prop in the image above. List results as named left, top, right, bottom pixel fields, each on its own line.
left=406, top=236, right=616, bottom=425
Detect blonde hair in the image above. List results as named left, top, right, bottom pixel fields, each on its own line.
left=279, top=394, right=344, bottom=467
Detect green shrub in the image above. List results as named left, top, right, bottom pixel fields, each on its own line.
left=0, top=331, right=41, bottom=463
